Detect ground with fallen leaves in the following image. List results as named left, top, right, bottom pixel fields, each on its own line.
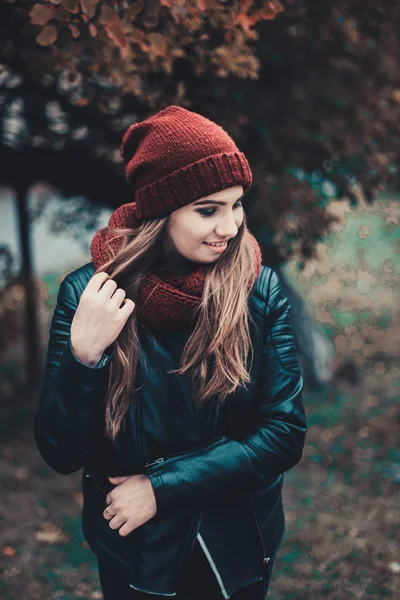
left=0, top=369, right=398, bottom=599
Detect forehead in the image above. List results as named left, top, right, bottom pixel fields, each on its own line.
left=192, top=185, right=244, bottom=206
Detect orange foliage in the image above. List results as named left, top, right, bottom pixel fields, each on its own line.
left=25, top=0, right=284, bottom=80
left=36, top=23, right=58, bottom=45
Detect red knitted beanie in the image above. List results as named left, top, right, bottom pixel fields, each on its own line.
left=120, top=105, right=252, bottom=220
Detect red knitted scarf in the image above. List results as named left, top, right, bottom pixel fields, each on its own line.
left=90, top=203, right=262, bottom=329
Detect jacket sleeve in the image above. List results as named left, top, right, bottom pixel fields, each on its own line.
left=34, top=276, right=114, bottom=475
left=145, top=269, right=307, bottom=510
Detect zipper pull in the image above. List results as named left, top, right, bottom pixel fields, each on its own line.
left=145, top=457, right=165, bottom=468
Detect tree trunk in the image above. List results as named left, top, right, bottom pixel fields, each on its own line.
left=16, top=185, right=42, bottom=387
left=274, top=264, right=336, bottom=388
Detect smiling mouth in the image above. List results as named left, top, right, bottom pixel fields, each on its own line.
left=203, top=241, right=229, bottom=247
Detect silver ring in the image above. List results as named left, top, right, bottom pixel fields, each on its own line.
left=105, top=506, right=112, bottom=517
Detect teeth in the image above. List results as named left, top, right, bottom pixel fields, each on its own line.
left=206, top=242, right=226, bottom=247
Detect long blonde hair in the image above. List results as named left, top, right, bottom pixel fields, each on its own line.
left=96, top=214, right=259, bottom=441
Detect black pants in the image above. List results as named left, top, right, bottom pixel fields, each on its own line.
left=97, top=540, right=273, bottom=600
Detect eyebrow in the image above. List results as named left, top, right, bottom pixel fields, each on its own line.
left=193, top=194, right=244, bottom=206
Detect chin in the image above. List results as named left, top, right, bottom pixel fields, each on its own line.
left=202, top=257, right=219, bottom=264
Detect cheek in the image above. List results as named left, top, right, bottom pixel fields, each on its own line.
left=177, top=221, right=209, bottom=245
left=170, top=228, right=198, bottom=254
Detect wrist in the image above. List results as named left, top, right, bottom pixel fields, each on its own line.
left=70, top=341, right=104, bottom=368
left=143, top=474, right=158, bottom=515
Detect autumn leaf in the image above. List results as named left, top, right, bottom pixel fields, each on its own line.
left=14, top=467, right=29, bottom=480
left=80, top=0, right=99, bottom=20
left=391, top=89, right=400, bottom=103
left=53, top=7, right=71, bottom=22
left=74, top=492, right=83, bottom=505
left=129, top=29, right=149, bottom=52
left=142, top=0, right=161, bottom=29
left=237, top=12, right=258, bottom=31
left=257, top=6, right=276, bottom=21
left=270, top=0, right=285, bottom=13
left=120, top=44, right=132, bottom=60
left=148, top=32, right=168, bottom=56
left=234, top=11, right=259, bottom=40
left=99, top=3, right=119, bottom=25
left=126, top=2, right=145, bottom=21
left=104, top=22, right=127, bottom=48
left=89, top=23, right=98, bottom=37
left=240, top=0, right=253, bottom=11
left=258, top=0, right=284, bottom=20
left=36, top=23, right=58, bottom=46
left=68, top=23, right=80, bottom=38
left=196, top=0, right=225, bottom=10
left=30, top=4, right=54, bottom=26
left=35, top=523, right=69, bottom=544
left=75, top=97, right=90, bottom=106
left=64, top=0, right=80, bottom=13
left=2, top=546, right=16, bottom=557
left=343, top=18, right=360, bottom=43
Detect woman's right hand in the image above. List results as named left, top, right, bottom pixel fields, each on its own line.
left=70, top=272, right=135, bottom=366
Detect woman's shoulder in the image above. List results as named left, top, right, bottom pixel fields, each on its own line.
left=250, top=264, right=272, bottom=299
left=248, top=265, right=269, bottom=316
left=250, top=264, right=285, bottom=315
left=60, top=261, right=96, bottom=298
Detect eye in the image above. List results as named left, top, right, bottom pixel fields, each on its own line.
left=196, top=201, right=243, bottom=218
left=197, top=208, right=217, bottom=218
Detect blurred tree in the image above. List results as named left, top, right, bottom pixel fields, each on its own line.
left=1, top=0, right=400, bottom=263
left=2, top=0, right=399, bottom=388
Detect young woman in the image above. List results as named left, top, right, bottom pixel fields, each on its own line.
left=34, top=106, right=307, bottom=600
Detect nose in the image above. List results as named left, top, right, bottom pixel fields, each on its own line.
left=214, top=211, right=239, bottom=239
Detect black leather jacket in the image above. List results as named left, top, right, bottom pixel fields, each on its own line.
left=34, top=262, right=307, bottom=599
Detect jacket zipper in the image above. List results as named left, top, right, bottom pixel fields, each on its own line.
left=249, top=494, right=270, bottom=574
left=196, top=532, right=230, bottom=600
left=144, top=436, right=227, bottom=469
left=136, top=396, right=144, bottom=466
left=84, top=474, right=107, bottom=497
left=186, top=402, right=232, bottom=599
left=228, top=401, right=270, bottom=573
left=144, top=457, right=166, bottom=468
left=176, top=399, right=221, bottom=578
left=189, top=506, right=203, bottom=560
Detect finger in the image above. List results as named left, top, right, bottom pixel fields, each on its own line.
left=109, top=476, right=129, bottom=484
left=103, top=505, right=115, bottom=520
left=118, top=522, right=134, bottom=537
left=86, top=272, right=110, bottom=293
left=109, top=515, right=126, bottom=530
left=109, top=288, right=126, bottom=309
left=119, top=298, right=135, bottom=316
left=97, top=278, right=118, bottom=298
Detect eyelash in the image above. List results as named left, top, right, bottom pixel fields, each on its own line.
left=197, top=201, right=243, bottom=218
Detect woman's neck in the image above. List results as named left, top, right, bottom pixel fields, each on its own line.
left=154, top=235, right=203, bottom=275
left=158, top=252, right=201, bottom=275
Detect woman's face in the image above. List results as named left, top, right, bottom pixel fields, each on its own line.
left=167, top=185, right=245, bottom=264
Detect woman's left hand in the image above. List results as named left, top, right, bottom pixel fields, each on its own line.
left=104, top=474, right=157, bottom=537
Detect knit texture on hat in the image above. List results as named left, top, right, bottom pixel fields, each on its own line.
left=90, top=203, right=262, bottom=329
left=120, top=106, right=252, bottom=220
